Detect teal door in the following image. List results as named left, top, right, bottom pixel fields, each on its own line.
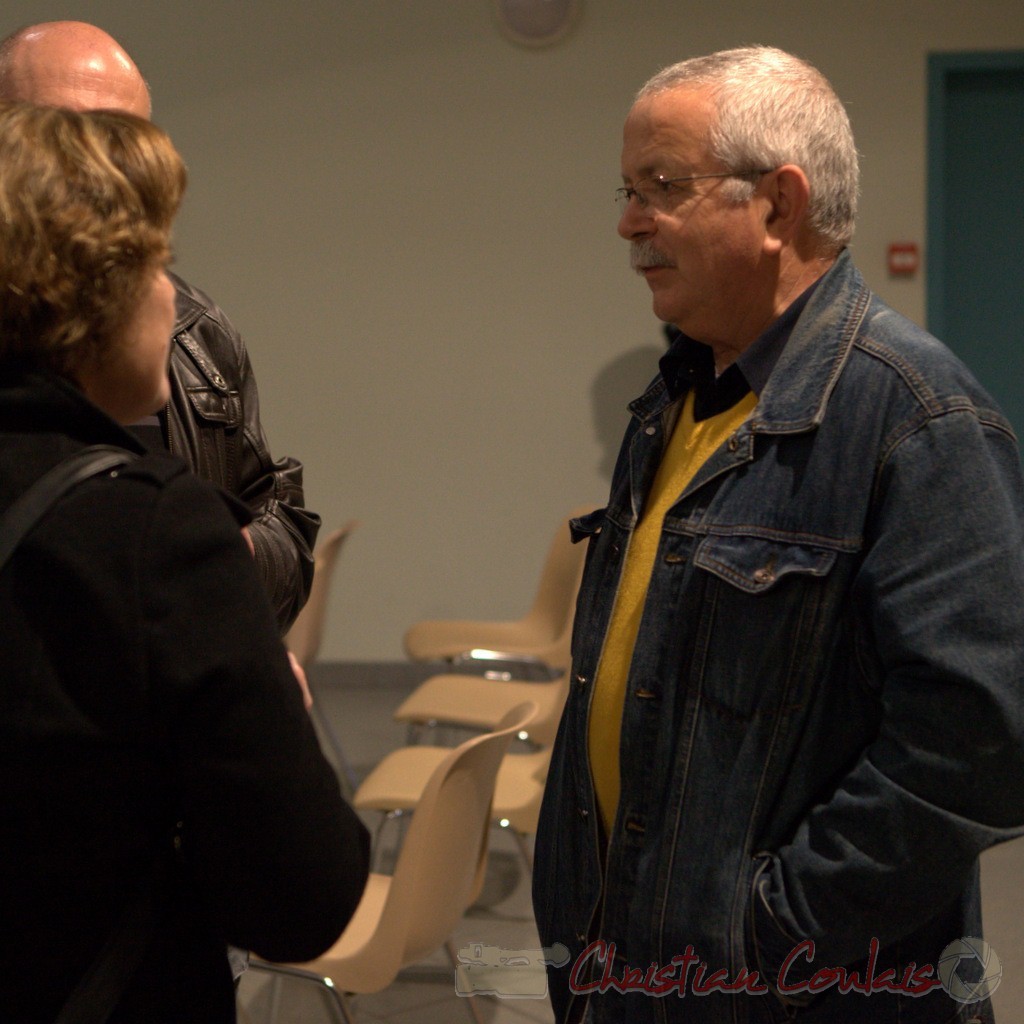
left=927, top=52, right=1024, bottom=446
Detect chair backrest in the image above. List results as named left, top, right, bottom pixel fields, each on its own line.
left=523, top=666, right=571, bottom=746
left=520, top=505, right=597, bottom=641
left=386, top=702, right=537, bottom=964
left=495, top=745, right=553, bottom=835
left=285, top=521, right=357, bottom=667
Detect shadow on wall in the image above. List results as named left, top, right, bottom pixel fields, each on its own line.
left=590, top=343, right=663, bottom=481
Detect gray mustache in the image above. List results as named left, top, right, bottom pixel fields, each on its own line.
left=630, top=241, right=674, bottom=272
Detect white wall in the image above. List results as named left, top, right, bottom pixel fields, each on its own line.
left=8, top=2, right=1024, bottom=658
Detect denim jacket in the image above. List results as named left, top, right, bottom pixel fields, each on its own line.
left=533, top=251, right=1024, bottom=1024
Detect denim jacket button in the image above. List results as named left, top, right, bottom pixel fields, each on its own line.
left=645, top=425, right=657, bottom=435
left=576, top=674, right=588, bottom=688
left=578, top=807, right=589, bottom=820
left=753, top=567, right=775, bottom=584
left=728, top=434, right=740, bottom=452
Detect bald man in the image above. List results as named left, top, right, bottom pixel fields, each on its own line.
left=0, top=21, right=319, bottom=632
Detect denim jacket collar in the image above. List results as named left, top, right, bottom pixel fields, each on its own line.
left=629, top=249, right=870, bottom=436
left=753, top=249, right=870, bottom=434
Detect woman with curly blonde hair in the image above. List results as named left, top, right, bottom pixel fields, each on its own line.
left=0, top=102, right=183, bottom=414
left=0, top=102, right=368, bottom=1024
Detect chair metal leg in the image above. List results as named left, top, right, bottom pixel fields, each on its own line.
left=248, top=960, right=355, bottom=1024
left=324, top=986, right=356, bottom=1024
left=405, top=719, right=429, bottom=745
left=372, top=808, right=407, bottom=871
left=312, top=699, right=360, bottom=797
left=267, top=971, right=284, bottom=1022
left=510, top=828, right=534, bottom=873
left=446, top=939, right=487, bottom=1024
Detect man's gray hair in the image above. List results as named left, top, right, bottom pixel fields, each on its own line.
left=638, top=46, right=859, bottom=252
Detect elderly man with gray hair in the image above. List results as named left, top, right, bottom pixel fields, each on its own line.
left=535, top=45, right=1024, bottom=1024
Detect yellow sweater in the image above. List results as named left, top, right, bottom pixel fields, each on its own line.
left=588, top=388, right=758, bottom=833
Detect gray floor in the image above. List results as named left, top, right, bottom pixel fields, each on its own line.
left=238, top=662, right=1024, bottom=1024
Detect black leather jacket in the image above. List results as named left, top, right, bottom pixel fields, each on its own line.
left=165, top=273, right=319, bottom=630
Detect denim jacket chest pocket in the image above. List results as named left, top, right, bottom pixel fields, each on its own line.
left=687, top=533, right=851, bottom=721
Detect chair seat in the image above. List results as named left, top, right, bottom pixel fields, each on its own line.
left=256, top=702, right=538, bottom=1017
left=354, top=747, right=449, bottom=810
left=403, top=617, right=555, bottom=663
left=393, top=672, right=568, bottom=747
left=285, top=521, right=357, bottom=667
left=492, top=748, right=550, bottom=830
left=256, top=873, right=399, bottom=997
left=355, top=747, right=551, bottom=836
left=401, top=505, right=595, bottom=670
left=307, top=873, right=393, bottom=982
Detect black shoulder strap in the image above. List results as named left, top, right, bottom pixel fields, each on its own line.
left=0, top=445, right=137, bottom=575
left=0, top=442, right=157, bottom=1024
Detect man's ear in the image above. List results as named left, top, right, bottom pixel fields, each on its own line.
left=762, top=164, right=810, bottom=254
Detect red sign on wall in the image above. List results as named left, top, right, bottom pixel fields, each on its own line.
left=887, top=242, right=920, bottom=276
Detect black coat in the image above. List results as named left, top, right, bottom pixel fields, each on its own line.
left=0, top=369, right=369, bottom=1023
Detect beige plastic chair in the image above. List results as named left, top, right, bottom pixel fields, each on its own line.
left=401, top=505, right=595, bottom=675
left=285, top=521, right=358, bottom=667
left=250, top=701, right=538, bottom=1024
left=354, top=744, right=552, bottom=871
left=392, top=629, right=571, bottom=748
left=285, top=521, right=359, bottom=791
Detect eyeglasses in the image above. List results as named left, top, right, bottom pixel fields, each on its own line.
left=614, top=169, right=775, bottom=212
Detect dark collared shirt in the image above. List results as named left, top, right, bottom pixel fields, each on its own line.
left=659, top=279, right=820, bottom=420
